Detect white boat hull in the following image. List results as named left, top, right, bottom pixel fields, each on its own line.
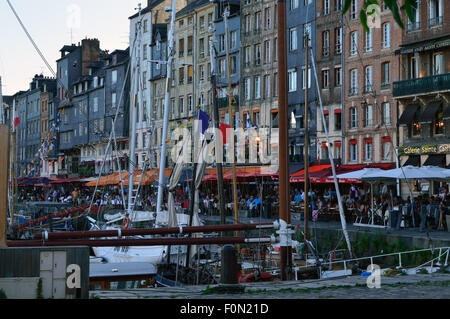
left=92, top=246, right=166, bottom=264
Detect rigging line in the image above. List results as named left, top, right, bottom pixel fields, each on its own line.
left=6, top=0, right=66, bottom=92
left=87, top=31, right=139, bottom=216
left=341, top=14, right=415, bottom=198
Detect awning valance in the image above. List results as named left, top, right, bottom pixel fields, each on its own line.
left=419, top=101, right=442, bottom=124
left=403, top=155, right=420, bottom=167
left=398, top=104, right=420, bottom=125
left=423, top=154, right=446, bottom=167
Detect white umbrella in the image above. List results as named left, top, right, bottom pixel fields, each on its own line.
left=335, top=168, right=385, bottom=179
left=361, top=165, right=450, bottom=181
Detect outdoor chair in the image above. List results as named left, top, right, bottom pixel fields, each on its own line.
left=353, top=207, right=363, bottom=224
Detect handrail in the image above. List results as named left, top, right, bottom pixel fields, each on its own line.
left=293, top=246, right=450, bottom=276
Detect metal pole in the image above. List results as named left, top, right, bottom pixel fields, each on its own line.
left=304, top=34, right=309, bottom=242
left=128, top=4, right=142, bottom=215
left=209, top=38, right=227, bottom=225
left=8, top=236, right=276, bottom=248
left=277, top=0, right=292, bottom=281
left=156, top=0, right=176, bottom=215
left=34, top=221, right=279, bottom=239
left=224, top=8, right=239, bottom=230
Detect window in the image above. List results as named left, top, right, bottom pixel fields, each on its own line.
left=322, top=69, right=329, bottom=88
left=350, top=31, right=358, bottom=55
left=274, top=38, right=278, bottom=61
left=350, top=69, right=358, bottom=95
left=200, top=16, right=205, bottom=29
left=142, top=71, right=147, bottom=89
left=187, top=36, right=193, bottom=55
left=364, top=66, right=373, bottom=93
left=179, top=38, right=184, bottom=57
left=323, top=31, right=330, bottom=56
left=410, top=56, right=420, bottom=79
left=143, top=44, right=147, bottom=60
left=335, top=66, right=342, bottom=86
left=93, top=97, right=99, bottom=112
left=112, top=92, right=117, bottom=107
left=433, top=53, right=444, bottom=75
left=302, top=67, right=311, bottom=89
left=429, top=0, right=443, bottom=26
left=254, top=76, right=261, bottom=99
left=407, top=0, right=421, bottom=31
left=289, top=27, right=298, bottom=51
left=434, top=103, right=444, bottom=135
left=334, top=112, right=342, bottom=130
left=350, top=141, right=358, bottom=161
left=381, top=62, right=390, bottom=86
left=291, top=0, right=299, bottom=10
left=187, top=65, right=193, bottom=83
left=303, top=23, right=312, bottom=47
left=365, top=28, right=373, bottom=52
left=255, top=11, right=262, bottom=31
left=350, top=107, right=357, bottom=128
left=382, top=23, right=391, bottom=48
left=230, top=31, right=237, bottom=49
left=383, top=140, right=392, bottom=160
left=364, top=104, right=373, bottom=127
left=264, top=75, right=271, bottom=98
left=350, top=0, right=357, bottom=19
left=199, top=38, right=205, bottom=57
left=245, top=78, right=251, bottom=100
left=335, top=0, right=342, bottom=11
left=265, top=7, right=271, bottom=29
left=219, top=58, right=226, bottom=77
left=264, top=40, right=271, bottom=63
left=244, top=46, right=251, bottom=66
left=199, top=64, right=205, bottom=80
left=112, top=70, right=117, bottom=84
left=171, top=98, right=176, bottom=116
left=273, top=72, right=278, bottom=97
left=365, top=141, right=372, bottom=161
left=179, top=97, right=184, bottom=114
left=188, top=95, right=193, bottom=112
left=179, top=67, right=184, bottom=84
left=324, top=113, right=329, bottom=131
left=255, top=44, right=262, bottom=65
left=382, top=103, right=391, bottom=125
left=288, top=69, right=297, bottom=92
left=245, top=15, right=251, bottom=33
left=324, top=0, right=330, bottom=15
left=290, top=111, right=297, bottom=129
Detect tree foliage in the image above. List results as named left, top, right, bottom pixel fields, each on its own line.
left=343, top=0, right=418, bottom=32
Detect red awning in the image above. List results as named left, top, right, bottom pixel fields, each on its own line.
left=364, top=138, right=373, bottom=143
left=350, top=139, right=357, bottom=144
left=334, top=109, right=342, bottom=114
left=324, top=110, right=329, bottom=115
left=335, top=141, right=342, bottom=146
left=382, top=137, right=391, bottom=142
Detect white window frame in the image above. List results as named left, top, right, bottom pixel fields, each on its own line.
left=288, top=69, right=297, bottom=92
left=383, top=23, right=391, bottom=48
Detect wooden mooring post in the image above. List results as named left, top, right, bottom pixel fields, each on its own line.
left=0, top=125, right=10, bottom=248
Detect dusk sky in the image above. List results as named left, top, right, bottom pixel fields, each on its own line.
left=0, top=0, right=140, bottom=95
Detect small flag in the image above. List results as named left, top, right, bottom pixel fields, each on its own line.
left=14, top=116, right=20, bottom=127
left=198, top=109, right=210, bottom=136
left=219, top=122, right=231, bottom=144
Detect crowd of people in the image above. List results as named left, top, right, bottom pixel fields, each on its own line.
left=16, top=181, right=449, bottom=232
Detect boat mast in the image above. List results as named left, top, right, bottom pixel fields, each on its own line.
left=128, top=3, right=143, bottom=215
left=223, top=8, right=239, bottom=228
left=304, top=34, right=309, bottom=242
left=156, top=0, right=176, bottom=215
left=0, top=77, right=4, bottom=125
left=309, top=46, right=353, bottom=258
left=276, top=0, right=292, bottom=280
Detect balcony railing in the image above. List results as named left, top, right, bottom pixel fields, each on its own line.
left=407, top=21, right=421, bottom=32
left=429, top=16, right=443, bottom=27
left=218, top=96, right=239, bottom=108
left=393, top=73, right=450, bottom=97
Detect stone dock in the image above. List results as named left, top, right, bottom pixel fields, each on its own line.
left=89, top=272, right=450, bottom=299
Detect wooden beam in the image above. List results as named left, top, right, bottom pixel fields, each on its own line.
left=0, top=125, right=10, bottom=248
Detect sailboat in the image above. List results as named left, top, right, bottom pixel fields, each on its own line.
left=91, top=0, right=202, bottom=267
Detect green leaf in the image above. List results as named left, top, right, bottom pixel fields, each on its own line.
left=404, top=0, right=418, bottom=24
left=390, top=1, right=404, bottom=29
left=342, top=0, right=352, bottom=14
left=360, top=10, right=369, bottom=33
